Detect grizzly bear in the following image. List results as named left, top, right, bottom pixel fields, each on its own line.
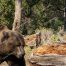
left=0, top=25, right=26, bottom=66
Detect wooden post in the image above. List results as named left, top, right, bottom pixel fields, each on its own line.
left=36, top=32, right=41, bottom=47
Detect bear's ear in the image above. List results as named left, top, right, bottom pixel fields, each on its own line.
left=1, top=31, right=9, bottom=42
left=3, top=31, right=9, bottom=38
left=0, top=25, right=7, bottom=31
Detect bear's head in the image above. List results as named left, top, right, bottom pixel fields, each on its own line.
left=0, top=25, right=25, bottom=59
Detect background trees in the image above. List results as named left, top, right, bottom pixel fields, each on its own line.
left=0, top=0, right=14, bottom=29
left=0, top=0, right=65, bottom=34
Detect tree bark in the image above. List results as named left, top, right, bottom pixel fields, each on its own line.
left=12, top=0, right=22, bottom=32
left=64, top=7, right=66, bottom=31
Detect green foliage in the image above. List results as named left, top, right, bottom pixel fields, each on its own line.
left=0, top=0, right=14, bottom=29
left=26, top=0, right=40, bottom=7
left=50, top=18, right=63, bottom=31
left=0, top=0, right=64, bottom=34
left=51, top=34, right=59, bottom=42
left=24, top=0, right=64, bottom=34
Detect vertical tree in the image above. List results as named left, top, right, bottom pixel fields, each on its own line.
left=12, top=0, right=22, bottom=32
left=64, top=0, right=66, bottom=31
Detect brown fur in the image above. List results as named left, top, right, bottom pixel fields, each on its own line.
left=0, top=25, right=25, bottom=66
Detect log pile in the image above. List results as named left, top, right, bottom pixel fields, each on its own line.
left=29, top=44, right=66, bottom=66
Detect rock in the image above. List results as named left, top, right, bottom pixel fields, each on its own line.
left=0, top=61, right=9, bottom=66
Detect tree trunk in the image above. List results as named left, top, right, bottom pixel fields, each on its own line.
left=12, top=0, right=22, bottom=32
left=64, top=7, right=66, bottom=31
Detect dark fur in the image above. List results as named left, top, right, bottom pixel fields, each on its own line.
left=0, top=25, right=25, bottom=66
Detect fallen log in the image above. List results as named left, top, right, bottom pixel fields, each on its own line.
left=28, top=44, right=66, bottom=66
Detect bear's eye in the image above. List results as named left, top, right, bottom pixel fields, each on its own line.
left=16, top=43, right=21, bottom=47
